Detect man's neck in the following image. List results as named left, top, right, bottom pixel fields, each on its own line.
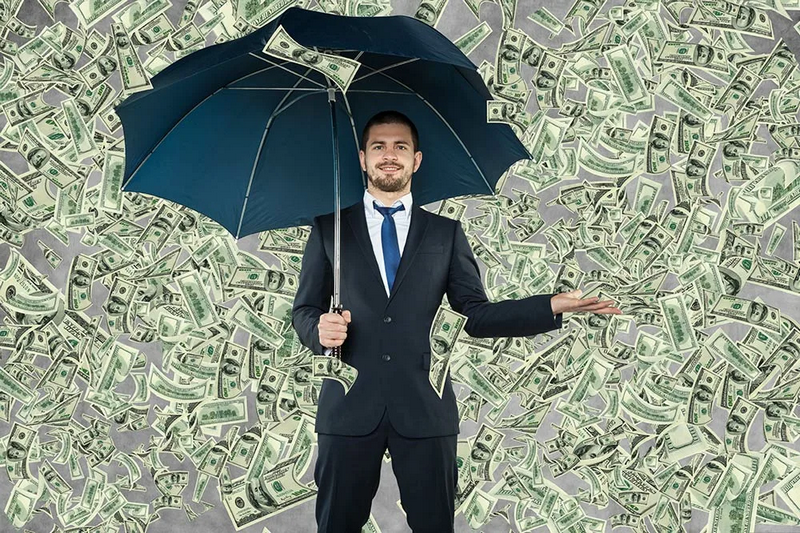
left=368, top=187, right=409, bottom=208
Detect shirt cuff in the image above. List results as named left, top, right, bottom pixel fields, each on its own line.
left=324, top=347, right=333, bottom=356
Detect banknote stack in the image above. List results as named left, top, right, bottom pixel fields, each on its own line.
left=1, top=0, right=800, bottom=532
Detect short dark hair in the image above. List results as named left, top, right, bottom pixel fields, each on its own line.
left=361, top=110, right=419, bottom=153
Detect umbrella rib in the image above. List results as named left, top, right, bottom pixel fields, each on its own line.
left=236, top=66, right=321, bottom=240
left=351, top=57, right=420, bottom=84
left=355, top=62, right=497, bottom=198
left=248, top=52, right=327, bottom=88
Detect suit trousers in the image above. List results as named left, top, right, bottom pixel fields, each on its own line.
left=314, top=406, right=458, bottom=532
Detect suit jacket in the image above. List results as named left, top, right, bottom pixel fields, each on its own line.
left=291, top=199, right=564, bottom=438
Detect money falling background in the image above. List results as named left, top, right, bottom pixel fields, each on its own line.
left=1, top=0, right=800, bottom=532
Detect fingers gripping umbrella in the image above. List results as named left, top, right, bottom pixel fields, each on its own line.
left=115, top=6, right=531, bottom=360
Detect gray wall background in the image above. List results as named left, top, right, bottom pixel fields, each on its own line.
left=2, top=0, right=800, bottom=532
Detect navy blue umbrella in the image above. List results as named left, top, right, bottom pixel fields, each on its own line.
left=115, top=6, right=531, bottom=358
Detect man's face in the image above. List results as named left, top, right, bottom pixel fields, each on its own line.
left=359, top=122, right=421, bottom=195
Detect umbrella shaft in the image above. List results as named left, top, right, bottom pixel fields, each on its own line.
left=328, top=87, right=341, bottom=310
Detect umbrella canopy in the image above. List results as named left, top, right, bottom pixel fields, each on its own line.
left=115, top=6, right=531, bottom=239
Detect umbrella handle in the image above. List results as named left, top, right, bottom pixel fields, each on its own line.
left=330, top=303, right=344, bottom=360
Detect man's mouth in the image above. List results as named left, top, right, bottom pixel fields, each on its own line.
left=380, top=166, right=400, bottom=172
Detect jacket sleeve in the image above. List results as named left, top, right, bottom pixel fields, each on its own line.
left=446, top=220, right=563, bottom=339
left=291, top=215, right=332, bottom=355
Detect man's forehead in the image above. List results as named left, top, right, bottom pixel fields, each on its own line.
left=368, top=137, right=411, bottom=144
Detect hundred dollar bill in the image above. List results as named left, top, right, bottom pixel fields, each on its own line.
left=688, top=367, right=722, bottom=425
left=67, top=254, right=97, bottom=311
left=534, top=52, right=566, bottom=108
left=227, top=267, right=298, bottom=297
left=566, top=355, right=614, bottom=405
left=312, top=355, right=358, bottom=394
left=428, top=306, right=467, bottom=398
left=604, top=45, right=647, bottom=103
left=713, top=66, right=760, bottom=114
left=688, top=1, right=772, bottom=38
left=528, top=7, right=564, bottom=37
left=222, top=469, right=314, bottom=530
left=709, top=294, right=781, bottom=333
left=495, top=28, right=526, bottom=86
left=192, top=397, right=248, bottom=427
left=229, top=427, right=262, bottom=470
left=464, top=489, right=497, bottom=528
left=777, top=468, right=800, bottom=516
left=217, top=340, right=246, bottom=399
left=657, top=77, right=713, bottom=122
left=228, top=299, right=284, bottom=350
left=198, top=440, right=229, bottom=478
left=136, top=203, right=182, bottom=251
left=646, top=115, right=675, bottom=174
left=6, top=422, right=35, bottom=481
left=658, top=292, right=699, bottom=352
left=61, top=98, right=100, bottom=159
left=111, top=23, right=153, bottom=93
left=99, top=150, right=125, bottom=214
left=657, top=41, right=729, bottom=73
left=154, top=470, right=189, bottom=496
left=453, top=20, right=492, bottom=56
left=412, top=0, right=447, bottom=28
left=149, top=365, right=208, bottom=402
left=263, top=25, right=360, bottom=94
left=621, top=383, right=678, bottom=423
left=176, top=270, right=220, bottom=328
left=258, top=452, right=317, bottom=505
left=104, top=276, right=136, bottom=334
left=2, top=89, right=53, bottom=127
left=469, top=423, right=504, bottom=481
left=4, top=478, right=39, bottom=528
left=487, top=100, right=528, bottom=136
left=706, top=329, right=760, bottom=380
left=17, top=129, right=82, bottom=189
left=735, top=159, right=800, bottom=229
left=0, top=248, right=60, bottom=314
left=450, top=357, right=506, bottom=407
left=724, top=396, right=758, bottom=453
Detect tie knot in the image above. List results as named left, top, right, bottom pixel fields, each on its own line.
left=373, top=201, right=405, bottom=218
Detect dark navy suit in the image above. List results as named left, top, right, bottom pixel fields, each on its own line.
left=292, top=198, right=563, bottom=531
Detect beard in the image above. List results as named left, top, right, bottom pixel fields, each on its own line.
left=367, top=164, right=411, bottom=193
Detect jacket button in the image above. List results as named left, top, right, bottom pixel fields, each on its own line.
left=382, top=354, right=391, bottom=361
left=384, top=316, right=392, bottom=323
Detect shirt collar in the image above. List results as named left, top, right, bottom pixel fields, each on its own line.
left=364, top=188, right=413, bottom=219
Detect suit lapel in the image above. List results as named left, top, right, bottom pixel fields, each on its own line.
left=346, top=199, right=430, bottom=309
left=346, top=202, right=386, bottom=303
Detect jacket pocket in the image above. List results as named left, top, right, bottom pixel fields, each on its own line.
left=422, top=350, right=430, bottom=370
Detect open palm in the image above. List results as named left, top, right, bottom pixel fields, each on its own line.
left=551, top=289, right=623, bottom=316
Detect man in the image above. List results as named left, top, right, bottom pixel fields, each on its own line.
left=291, top=110, right=622, bottom=533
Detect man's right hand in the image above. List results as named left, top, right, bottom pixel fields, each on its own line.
left=318, top=310, right=351, bottom=348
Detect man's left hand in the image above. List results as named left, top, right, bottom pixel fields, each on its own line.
left=551, top=289, right=623, bottom=316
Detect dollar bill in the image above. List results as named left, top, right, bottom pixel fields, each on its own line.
left=312, top=355, right=358, bottom=394
left=262, top=25, right=360, bottom=94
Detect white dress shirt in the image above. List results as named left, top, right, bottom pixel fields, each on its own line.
left=323, top=189, right=413, bottom=355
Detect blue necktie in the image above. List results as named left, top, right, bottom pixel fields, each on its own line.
left=373, top=201, right=405, bottom=292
